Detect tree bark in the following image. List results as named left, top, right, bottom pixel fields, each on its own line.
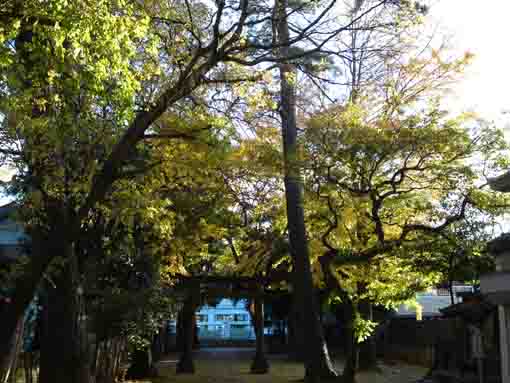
left=0, top=315, right=24, bottom=383
left=276, top=1, right=338, bottom=381
left=126, top=348, right=157, bottom=380
left=176, top=295, right=197, bottom=374
left=342, top=300, right=359, bottom=383
left=176, top=309, right=184, bottom=352
left=251, top=295, right=269, bottom=374
left=448, top=279, right=455, bottom=305
left=287, top=302, right=306, bottom=361
left=95, top=337, right=127, bottom=383
left=39, top=245, right=91, bottom=383
left=192, top=313, right=200, bottom=350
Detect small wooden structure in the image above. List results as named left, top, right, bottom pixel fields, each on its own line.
left=481, top=172, right=510, bottom=383
left=431, top=293, right=500, bottom=383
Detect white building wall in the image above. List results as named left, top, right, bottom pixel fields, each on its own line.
left=396, top=286, right=474, bottom=317
left=195, top=299, right=255, bottom=339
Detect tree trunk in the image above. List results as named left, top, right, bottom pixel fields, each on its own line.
left=251, top=295, right=269, bottom=374
left=276, top=1, right=338, bottom=381
left=287, top=299, right=306, bottom=361
left=0, top=230, right=55, bottom=371
left=281, top=318, right=287, bottom=346
left=176, top=296, right=196, bottom=374
left=192, top=314, right=200, bottom=349
left=126, top=348, right=157, bottom=380
left=95, top=337, right=128, bottom=383
left=176, top=309, right=184, bottom=352
left=152, top=327, right=164, bottom=363
left=342, top=300, right=359, bottom=383
left=0, top=315, right=24, bottom=383
left=358, top=301, right=378, bottom=371
left=0, top=24, right=61, bottom=374
left=448, top=279, right=455, bottom=305
left=39, top=245, right=91, bottom=383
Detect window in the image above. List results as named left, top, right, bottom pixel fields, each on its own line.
left=215, top=314, right=234, bottom=321
left=196, top=314, right=208, bottom=322
left=436, top=288, right=450, bottom=296
left=234, top=314, right=248, bottom=322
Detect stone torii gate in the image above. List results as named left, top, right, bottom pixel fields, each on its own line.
left=172, top=275, right=287, bottom=375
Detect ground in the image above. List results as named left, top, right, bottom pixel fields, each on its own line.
left=132, top=348, right=428, bottom=383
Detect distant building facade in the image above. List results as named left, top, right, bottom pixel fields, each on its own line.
left=396, top=285, right=475, bottom=318
left=0, top=203, right=27, bottom=264
left=166, top=299, right=256, bottom=340
left=195, top=299, right=255, bottom=340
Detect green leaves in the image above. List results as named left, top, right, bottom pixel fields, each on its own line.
left=353, top=315, right=378, bottom=343
left=303, top=77, right=509, bottom=314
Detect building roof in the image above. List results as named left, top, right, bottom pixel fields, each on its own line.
left=487, top=233, right=510, bottom=256
left=489, top=171, right=510, bottom=192
left=440, top=294, right=495, bottom=324
left=0, top=202, right=16, bottom=221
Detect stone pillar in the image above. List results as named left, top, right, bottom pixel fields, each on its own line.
left=251, top=294, right=269, bottom=374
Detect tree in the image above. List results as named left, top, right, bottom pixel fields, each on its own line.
left=274, top=0, right=340, bottom=380
left=0, top=1, right=442, bottom=380
left=302, top=98, right=510, bottom=381
left=412, top=217, right=496, bottom=304
left=0, top=0, right=274, bottom=378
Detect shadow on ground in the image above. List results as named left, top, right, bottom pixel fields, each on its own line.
left=125, top=348, right=427, bottom=383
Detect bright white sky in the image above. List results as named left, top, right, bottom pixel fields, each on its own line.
left=431, top=1, right=510, bottom=127
left=429, top=1, right=510, bottom=231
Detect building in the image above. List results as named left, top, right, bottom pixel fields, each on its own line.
left=480, top=170, right=510, bottom=383
left=481, top=234, right=510, bottom=383
left=395, top=285, right=474, bottom=319
left=0, top=202, right=27, bottom=265
left=195, top=299, right=255, bottom=340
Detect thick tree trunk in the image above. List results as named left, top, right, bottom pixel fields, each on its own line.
left=342, top=296, right=360, bottom=383
left=39, top=246, right=91, bottom=383
left=95, top=337, right=128, bottom=383
left=152, top=326, right=167, bottom=362
left=251, top=295, right=269, bottom=374
left=192, top=314, right=200, bottom=350
left=287, top=302, right=306, bottom=361
left=276, top=1, right=338, bottom=380
left=176, top=296, right=196, bottom=374
left=126, top=349, right=157, bottom=380
left=176, top=309, right=184, bottom=352
left=342, top=300, right=359, bottom=383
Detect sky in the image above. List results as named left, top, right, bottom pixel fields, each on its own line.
left=429, top=0, right=510, bottom=231
left=1, top=2, right=509, bottom=203
left=431, top=1, right=510, bottom=127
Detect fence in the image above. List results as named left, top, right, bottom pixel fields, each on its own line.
left=379, top=317, right=460, bottom=368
